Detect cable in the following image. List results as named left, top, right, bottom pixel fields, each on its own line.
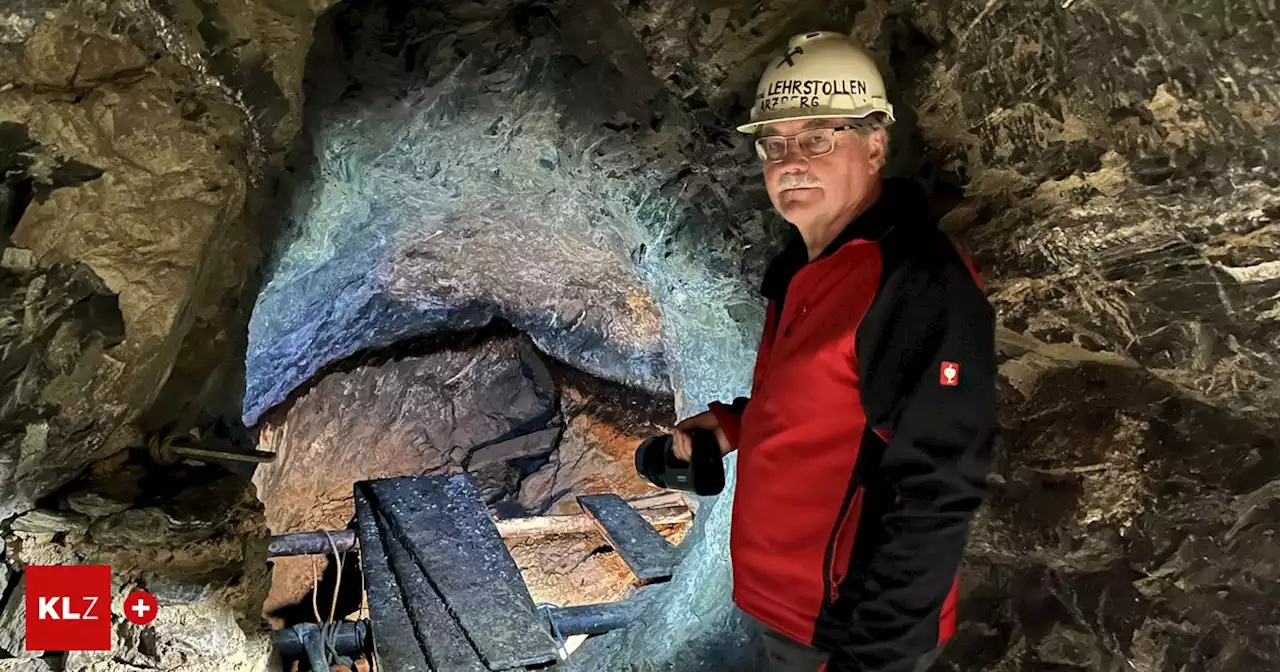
left=310, top=557, right=322, bottom=624
left=323, top=530, right=344, bottom=625
left=321, top=529, right=349, bottom=669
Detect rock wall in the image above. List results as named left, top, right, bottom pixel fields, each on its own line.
left=244, top=0, right=1279, bottom=670
left=1, top=0, right=329, bottom=668
left=253, top=329, right=562, bottom=537
left=242, top=0, right=781, bottom=427
left=958, top=355, right=1280, bottom=671
left=1, top=0, right=1277, bottom=670
left=0, top=0, right=329, bottom=519
left=1, top=454, right=274, bottom=671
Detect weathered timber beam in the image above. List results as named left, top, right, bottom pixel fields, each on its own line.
left=495, top=504, right=691, bottom=538
left=577, top=494, right=681, bottom=584
left=268, top=494, right=692, bottom=557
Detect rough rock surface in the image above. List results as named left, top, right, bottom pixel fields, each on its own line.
left=242, top=0, right=780, bottom=426
left=1, top=456, right=274, bottom=671
left=0, top=260, right=127, bottom=522
left=0, top=3, right=337, bottom=667
left=949, top=352, right=1280, bottom=672
left=520, top=360, right=674, bottom=515
left=253, top=329, right=561, bottom=619
left=0, top=0, right=330, bottom=519
left=252, top=329, right=560, bottom=536
left=242, top=0, right=1280, bottom=670
left=0, top=659, right=54, bottom=672
left=0, top=574, right=30, bottom=657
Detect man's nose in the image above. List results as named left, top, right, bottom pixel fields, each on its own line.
left=775, top=141, right=809, bottom=171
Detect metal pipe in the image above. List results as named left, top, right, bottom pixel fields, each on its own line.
left=269, top=529, right=357, bottom=557
left=547, top=601, right=643, bottom=636
left=272, top=597, right=641, bottom=661
left=274, top=620, right=369, bottom=659
left=171, top=444, right=277, bottom=464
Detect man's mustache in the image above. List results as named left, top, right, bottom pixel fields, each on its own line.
left=777, top=173, right=822, bottom=189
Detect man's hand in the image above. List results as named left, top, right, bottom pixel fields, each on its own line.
left=671, top=411, right=734, bottom=461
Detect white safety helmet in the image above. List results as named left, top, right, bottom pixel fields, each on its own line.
left=737, top=31, right=895, bottom=134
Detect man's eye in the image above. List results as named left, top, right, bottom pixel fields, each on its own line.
left=800, top=133, right=828, bottom=151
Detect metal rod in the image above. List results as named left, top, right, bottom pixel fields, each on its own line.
left=171, top=445, right=277, bottom=464
left=272, top=597, right=641, bottom=661
left=269, top=529, right=357, bottom=557
left=547, top=600, right=645, bottom=636
left=274, top=621, right=369, bottom=659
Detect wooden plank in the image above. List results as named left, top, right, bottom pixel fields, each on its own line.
left=353, top=486, right=431, bottom=672
left=370, top=475, right=559, bottom=670
left=577, top=493, right=680, bottom=584
left=437, top=475, right=542, bottom=617
left=369, top=486, right=489, bottom=671
left=269, top=494, right=691, bottom=557
left=494, top=505, right=691, bottom=538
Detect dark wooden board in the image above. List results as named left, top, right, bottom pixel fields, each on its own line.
left=577, top=493, right=679, bottom=584
left=371, top=485, right=489, bottom=671
left=353, top=486, right=432, bottom=672
left=369, top=475, right=559, bottom=670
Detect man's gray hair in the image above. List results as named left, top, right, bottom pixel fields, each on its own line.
left=851, top=112, right=893, bottom=133
left=850, top=112, right=892, bottom=167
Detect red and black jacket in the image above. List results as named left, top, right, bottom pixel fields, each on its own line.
left=708, top=178, right=998, bottom=672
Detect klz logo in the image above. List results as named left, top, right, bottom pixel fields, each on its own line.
left=25, top=565, right=111, bottom=651
left=37, top=596, right=102, bottom=619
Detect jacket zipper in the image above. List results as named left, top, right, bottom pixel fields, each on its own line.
left=784, top=304, right=809, bottom=337
left=826, top=484, right=863, bottom=602
left=780, top=261, right=819, bottom=337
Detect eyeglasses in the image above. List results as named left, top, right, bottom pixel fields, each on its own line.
left=754, top=124, right=859, bottom=162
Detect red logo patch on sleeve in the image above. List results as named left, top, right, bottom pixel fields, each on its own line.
left=940, top=361, right=960, bottom=386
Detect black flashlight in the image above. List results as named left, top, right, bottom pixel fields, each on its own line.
left=634, top=429, right=725, bottom=496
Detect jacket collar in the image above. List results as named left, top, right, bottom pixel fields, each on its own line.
left=760, top=177, right=931, bottom=301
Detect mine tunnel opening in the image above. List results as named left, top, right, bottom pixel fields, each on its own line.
left=241, top=0, right=715, bottom=666
left=253, top=314, right=688, bottom=665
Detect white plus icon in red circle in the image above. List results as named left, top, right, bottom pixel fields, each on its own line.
left=124, top=590, right=158, bottom=625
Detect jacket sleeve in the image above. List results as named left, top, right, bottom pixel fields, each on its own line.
left=828, top=241, right=999, bottom=672
left=707, top=396, right=750, bottom=448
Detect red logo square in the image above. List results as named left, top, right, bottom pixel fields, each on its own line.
left=940, top=361, right=960, bottom=386
left=25, top=565, right=112, bottom=651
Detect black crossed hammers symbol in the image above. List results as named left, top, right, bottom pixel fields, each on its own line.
left=778, top=46, right=803, bottom=68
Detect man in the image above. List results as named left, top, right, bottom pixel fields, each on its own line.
left=671, top=32, right=998, bottom=672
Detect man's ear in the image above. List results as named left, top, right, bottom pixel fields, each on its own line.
left=865, top=128, right=889, bottom=170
